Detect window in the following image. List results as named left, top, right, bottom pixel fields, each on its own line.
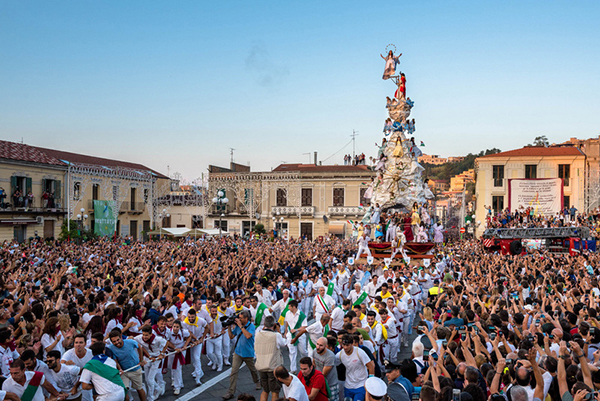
left=360, top=187, right=370, bottom=206
left=492, top=165, right=504, bottom=187
left=492, top=196, right=504, bottom=213
left=112, top=186, right=118, bottom=201
left=333, top=188, right=344, bottom=206
left=301, top=188, right=312, bottom=207
left=563, top=195, right=570, bottom=209
left=276, top=189, right=287, bottom=207
left=525, top=165, right=537, bottom=179
left=130, top=188, right=136, bottom=210
left=214, top=219, right=228, bottom=232
left=73, top=182, right=81, bottom=200
left=143, top=188, right=149, bottom=204
left=558, top=164, right=570, bottom=186
left=92, top=184, right=99, bottom=201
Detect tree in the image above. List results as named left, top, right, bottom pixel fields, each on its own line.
left=528, top=135, right=549, bottom=147
left=254, top=223, right=266, bottom=234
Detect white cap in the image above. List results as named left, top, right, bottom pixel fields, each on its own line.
left=365, top=377, right=387, bottom=397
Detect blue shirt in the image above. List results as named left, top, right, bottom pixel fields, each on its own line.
left=232, top=322, right=256, bottom=358
left=107, top=339, right=141, bottom=371
left=395, top=376, right=414, bottom=397
left=444, top=317, right=465, bottom=328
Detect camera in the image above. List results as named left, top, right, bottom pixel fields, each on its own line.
left=220, top=312, right=242, bottom=328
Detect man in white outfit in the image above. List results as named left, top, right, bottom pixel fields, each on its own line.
left=283, top=300, right=307, bottom=373
left=355, top=233, right=372, bottom=259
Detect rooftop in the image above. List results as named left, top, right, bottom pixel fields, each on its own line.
left=478, top=146, right=585, bottom=159
left=0, top=140, right=66, bottom=166
left=272, top=163, right=371, bottom=173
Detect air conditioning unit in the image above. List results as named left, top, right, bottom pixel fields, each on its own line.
left=36, top=216, right=44, bottom=224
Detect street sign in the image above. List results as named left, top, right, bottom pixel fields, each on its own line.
left=460, top=227, right=466, bottom=233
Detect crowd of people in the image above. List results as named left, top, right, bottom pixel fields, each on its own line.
left=0, top=230, right=600, bottom=401
left=485, top=205, right=600, bottom=237
left=344, top=154, right=367, bottom=166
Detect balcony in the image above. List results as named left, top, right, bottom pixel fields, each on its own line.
left=271, top=206, right=315, bottom=217
left=210, top=204, right=231, bottom=215
left=121, top=202, right=146, bottom=214
left=327, top=206, right=363, bottom=216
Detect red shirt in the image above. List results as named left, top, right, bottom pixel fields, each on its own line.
left=298, top=370, right=328, bottom=401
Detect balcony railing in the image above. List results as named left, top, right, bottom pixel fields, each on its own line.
left=327, top=206, right=363, bottom=216
left=121, top=202, right=146, bottom=213
left=271, top=206, right=315, bottom=217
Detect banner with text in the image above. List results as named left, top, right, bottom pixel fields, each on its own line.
left=508, top=178, right=564, bottom=215
left=93, top=200, right=116, bottom=236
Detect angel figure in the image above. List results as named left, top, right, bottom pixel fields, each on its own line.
left=381, top=50, right=402, bottom=80
left=394, top=73, right=406, bottom=99
left=392, top=138, right=404, bottom=157
left=383, top=118, right=393, bottom=136
left=376, top=138, right=388, bottom=159
left=375, top=155, right=387, bottom=172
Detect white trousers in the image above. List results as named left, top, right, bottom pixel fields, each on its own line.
left=97, top=389, right=125, bottom=401
left=190, top=344, right=204, bottom=379
left=287, top=335, right=307, bottom=372
left=167, top=355, right=184, bottom=390
left=143, top=360, right=160, bottom=401
left=387, top=336, right=400, bottom=363
left=221, top=334, right=231, bottom=364
left=206, top=337, right=223, bottom=370
left=356, top=245, right=372, bottom=259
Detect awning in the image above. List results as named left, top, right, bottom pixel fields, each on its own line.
left=0, top=219, right=38, bottom=225
left=328, top=221, right=346, bottom=235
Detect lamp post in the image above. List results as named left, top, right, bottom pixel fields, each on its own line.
left=76, top=207, right=88, bottom=243
left=158, top=208, right=170, bottom=228
left=212, top=190, right=229, bottom=237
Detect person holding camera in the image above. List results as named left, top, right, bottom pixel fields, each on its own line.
left=222, top=310, right=260, bottom=401
left=255, top=316, right=286, bottom=401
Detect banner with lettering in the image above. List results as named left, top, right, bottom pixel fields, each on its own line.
left=94, top=200, right=116, bottom=236
left=508, top=178, right=564, bottom=216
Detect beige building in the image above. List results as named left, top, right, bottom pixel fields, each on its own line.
left=0, top=140, right=170, bottom=242
left=474, top=145, right=586, bottom=236
left=0, top=141, right=67, bottom=242
left=450, top=169, right=475, bottom=192
left=208, top=163, right=374, bottom=240
left=418, top=154, right=447, bottom=165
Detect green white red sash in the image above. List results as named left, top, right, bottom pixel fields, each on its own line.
left=291, top=311, right=306, bottom=347
left=316, top=295, right=330, bottom=313
left=21, top=371, right=43, bottom=401
left=353, top=291, right=368, bottom=306
left=254, top=303, right=268, bottom=326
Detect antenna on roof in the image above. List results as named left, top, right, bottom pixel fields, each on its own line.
left=230, top=148, right=235, bottom=163
left=302, top=152, right=311, bottom=163
left=351, top=130, right=359, bottom=159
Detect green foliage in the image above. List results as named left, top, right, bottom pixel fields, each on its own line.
left=59, top=220, right=99, bottom=242
left=254, top=223, right=266, bottom=234
left=422, top=148, right=501, bottom=181
left=528, top=135, right=549, bottom=147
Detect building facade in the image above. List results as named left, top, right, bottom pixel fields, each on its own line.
left=474, top=146, right=586, bottom=236
left=0, top=140, right=169, bottom=242
left=208, top=163, right=374, bottom=240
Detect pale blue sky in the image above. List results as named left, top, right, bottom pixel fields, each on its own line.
left=1, top=1, right=598, bottom=181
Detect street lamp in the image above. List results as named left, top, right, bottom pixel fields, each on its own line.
left=212, top=191, right=229, bottom=237
left=158, top=208, right=170, bottom=228
left=76, top=207, right=88, bottom=242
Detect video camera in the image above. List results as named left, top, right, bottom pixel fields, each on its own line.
left=220, top=312, right=242, bottom=328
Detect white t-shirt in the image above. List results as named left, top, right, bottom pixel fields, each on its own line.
left=336, top=346, right=371, bottom=389
left=62, top=348, right=93, bottom=369
left=46, top=364, right=81, bottom=399
left=41, top=332, right=65, bottom=360
left=2, top=371, right=46, bottom=401
left=80, top=357, right=125, bottom=397
left=283, top=374, right=309, bottom=401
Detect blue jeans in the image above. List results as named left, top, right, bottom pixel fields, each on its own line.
left=344, top=386, right=366, bottom=401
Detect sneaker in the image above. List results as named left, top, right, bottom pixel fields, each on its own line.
left=255, top=382, right=262, bottom=390
left=207, top=361, right=213, bottom=367
left=174, top=389, right=180, bottom=395
left=222, top=393, right=234, bottom=400
left=404, top=341, right=409, bottom=347
left=160, top=386, right=166, bottom=396
left=217, top=366, right=223, bottom=372
left=192, top=372, right=197, bottom=378
left=224, top=360, right=231, bottom=366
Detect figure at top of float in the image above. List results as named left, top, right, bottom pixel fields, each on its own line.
left=381, top=50, right=401, bottom=80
